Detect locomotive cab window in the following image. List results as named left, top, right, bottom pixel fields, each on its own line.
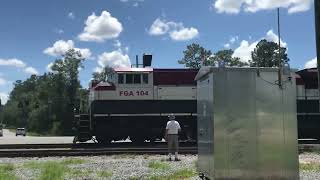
left=142, top=74, right=148, bottom=84
left=134, top=74, right=141, bottom=84
left=118, top=74, right=124, bottom=84
left=126, top=74, right=134, bottom=84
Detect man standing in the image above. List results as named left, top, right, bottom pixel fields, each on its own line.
left=165, top=114, right=181, bottom=161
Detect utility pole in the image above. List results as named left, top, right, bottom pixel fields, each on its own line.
left=277, top=8, right=283, bottom=88
left=315, top=0, right=320, bottom=111
left=0, top=99, right=3, bottom=127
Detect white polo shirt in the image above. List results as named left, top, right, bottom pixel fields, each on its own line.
left=166, top=120, right=181, bottom=135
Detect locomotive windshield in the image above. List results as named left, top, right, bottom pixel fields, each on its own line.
left=117, top=73, right=149, bottom=85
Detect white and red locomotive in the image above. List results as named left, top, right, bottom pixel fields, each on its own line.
left=76, top=58, right=320, bottom=143
left=77, top=62, right=198, bottom=143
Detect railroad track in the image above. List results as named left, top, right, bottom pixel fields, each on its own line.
left=0, top=142, right=197, bottom=157
left=0, top=142, right=318, bottom=157
left=0, top=147, right=197, bottom=157
left=0, top=141, right=196, bottom=149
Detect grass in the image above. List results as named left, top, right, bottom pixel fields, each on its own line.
left=24, top=161, right=43, bottom=169
left=25, top=158, right=85, bottom=169
left=38, top=161, right=66, bottom=180
left=148, top=168, right=197, bottom=180
left=148, top=161, right=170, bottom=170
left=0, top=164, right=17, bottom=180
left=24, top=159, right=88, bottom=180
left=168, top=168, right=197, bottom=179
left=68, top=169, right=93, bottom=178
left=300, top=163, right=320, bottom=172
left=97, top=170, right=113, bottom=178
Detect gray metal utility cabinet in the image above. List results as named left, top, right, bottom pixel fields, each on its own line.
left=195, top=67, right=299, bottom=180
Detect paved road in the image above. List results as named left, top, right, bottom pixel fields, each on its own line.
left=0, top=129, right=75, bottom=144
left=0, top=129, right=164, bottom=145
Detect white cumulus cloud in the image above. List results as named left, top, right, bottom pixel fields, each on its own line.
left=94, top=67, right=103, bottom=73
left=0, top=92, right=9, bottom=104
left=0, top=58, right=38, bottom=75
left=265, top=30, right=287, bottom=47
left=232, top=29, right=287, bottom=62
left=0, top=58, right=26, bottom=68
left=24, top=67, right=39, bottom=75
left=43, top=40, right=92, bottom=59
left=46, top=62, right=54, bottom=72
left=305, top=57, right=317, bottom=69
left=78, top=11, right=123, bottom=42
left=97, top=51, right=131, bottom=69
left=170, top=27, right=199, bottom=41
left=148, top=18, right=199, bottom=41
left=149, top=18, right=171, bottom=36
left=213, top=0, right=312, bottom=14
left=233, top=40, right=258, bottom=62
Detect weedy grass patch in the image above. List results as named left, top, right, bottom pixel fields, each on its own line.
left=67, top=169, right=93, bottom=178
left=148, top=161, right=170, bottom=170
left=24, top=161, right=68, bottom=180
left=24, top=161, right=42, bottom=169
left=148, top=168, right=197, bottom=180
left=38, top=161, right=66, bottom=180
left=300, top=163, right=320, bottom=172
left=0, top=163, right=17, bottom=180
left=97, top=170, right=113, bottom=178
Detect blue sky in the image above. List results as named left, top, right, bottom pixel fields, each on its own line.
left=0, top=0, right=317, bottom=103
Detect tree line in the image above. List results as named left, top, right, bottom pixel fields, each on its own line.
left=178, top=39, right=289, bottom=69
left=0, top=50, right=88, bottom=135
left=0, top=38, right=288, bottom=135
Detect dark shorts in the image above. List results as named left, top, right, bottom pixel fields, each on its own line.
left=167, top=134, right=179, bottom=153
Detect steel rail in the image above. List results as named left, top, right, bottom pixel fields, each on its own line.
left=0, top=141, right=197, bottom=149
left=0, top=147, right=197, bottom=157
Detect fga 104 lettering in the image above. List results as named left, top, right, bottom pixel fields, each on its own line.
left=119, top=91, right=149, bottom=96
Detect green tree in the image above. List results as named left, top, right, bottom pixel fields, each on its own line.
left=92, top=66, right=116, bottom=83
left=1, top=49, right=87, bottom=135
left=250, top=39, right=289, bottom=67
left=51, top=49, right=85, bottom=135
left=178, top=43, right=212, bottom=69
left=210, top=49, right=248, bottom=67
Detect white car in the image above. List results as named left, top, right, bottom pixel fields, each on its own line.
left=16, top=128, right=26, bottom=136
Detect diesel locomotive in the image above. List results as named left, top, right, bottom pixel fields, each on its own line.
left=75, top=56, right=320, bottom=143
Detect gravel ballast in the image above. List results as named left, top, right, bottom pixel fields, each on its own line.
left=0, top=153, right=320, bottom=179
left=0, top=154, right=199, bottom=180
